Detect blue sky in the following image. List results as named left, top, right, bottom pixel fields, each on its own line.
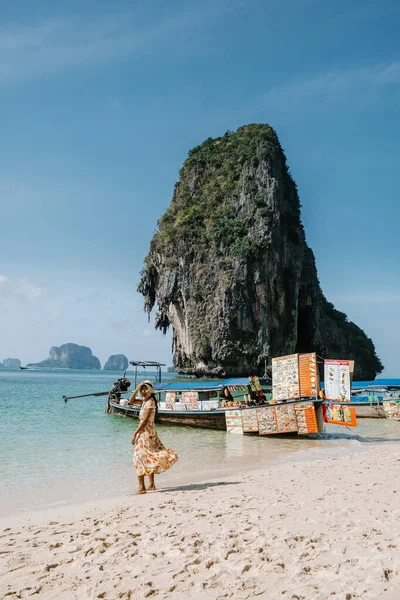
left=0, top=0, right=399, bottom=374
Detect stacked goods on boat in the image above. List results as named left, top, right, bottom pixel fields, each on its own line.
left=224, top=352, right=324, bottom=435
left=155, top=377, right=272, bottom=413
left=382, top=399, right=400, bottom=420
left=159, top=388, right=220, bottom=411
left=221, top=376, right=271, bottom=408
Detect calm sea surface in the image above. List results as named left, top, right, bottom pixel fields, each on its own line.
left=1, top=369, right=399, bottom=516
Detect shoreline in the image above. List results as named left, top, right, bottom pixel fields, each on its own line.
left=0, top=431, right=372, bottom=524
left=1, top=443, right=400, bottom=599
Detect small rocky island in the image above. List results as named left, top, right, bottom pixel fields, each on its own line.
left=28, top=343, right=101, bottom=370
left=0, top=358, right=21, bottom=369
left=103, top=354, right=129, bottom=371
left=139, top=124, right=383, bottom=380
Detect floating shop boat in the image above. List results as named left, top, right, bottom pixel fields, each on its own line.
left=109, top=383, right=397, bottom=421
left=107, top=367, right=399, bottom=427
left=109, top=397, right=325, bottom=432
left=63, top=358, right=400, bottom=433
left=108, top=376, right=326, bottom=434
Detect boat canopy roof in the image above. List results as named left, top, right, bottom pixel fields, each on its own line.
left=154, top=381, right=223, bottom=392
left=223, top=377, right=251, bottom=387
left=223, top=377, right=272, bottom=387
left=321, top=379, right=400, bottom=392
left=370, top=379, right=400, bottom=388
left=129, top=360, right=166, bottom=367
left=151, top=377, right=272, bottom=393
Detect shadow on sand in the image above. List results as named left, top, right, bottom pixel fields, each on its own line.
left=161, top=481, right=240, bottom=493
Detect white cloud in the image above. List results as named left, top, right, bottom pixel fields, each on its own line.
left=0, top=17, right=159, bottom=85
left=0, top=278, right=172, bottom=365
left=0, top=2, right=244, bottom=87
left=16, top=278, right=44, bottom=300
left=263, top=62, right=400, bottom=109
left=0, top=20, right=59, bottom=52
left=0, top=274, right=45, bottom=300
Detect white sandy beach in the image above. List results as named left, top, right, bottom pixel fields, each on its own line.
left=1, top=443, right=399, bottom=600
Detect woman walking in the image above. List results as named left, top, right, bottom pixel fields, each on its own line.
left=130, top=381, right=178, bottom=494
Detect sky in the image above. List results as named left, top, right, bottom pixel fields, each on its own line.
left=0, top=0, right=399, bottom=375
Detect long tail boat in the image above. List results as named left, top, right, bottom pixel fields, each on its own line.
left=63, top=359, right=400, bottom=431
left=109, top=379, right=400, bottom=426
left=109, top=396, right=326, bottom=431
left=344, top=383, right=400, bottom=418
left=110, top=380, right=227, bottom=429
left=108, top=377, right=327, bottom=433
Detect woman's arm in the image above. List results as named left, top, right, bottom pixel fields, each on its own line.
left=131, top=406, right=155, bottom=444
left=128, top=384, right=143, bottom=405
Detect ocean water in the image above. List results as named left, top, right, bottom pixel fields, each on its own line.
left=1, top=369, right=399, bottom=517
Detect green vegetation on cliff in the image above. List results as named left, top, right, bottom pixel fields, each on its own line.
left=153, top=125, right=301, bottom=266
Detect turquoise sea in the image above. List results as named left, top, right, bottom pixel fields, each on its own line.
left=1, top=369, right=400, bottom=517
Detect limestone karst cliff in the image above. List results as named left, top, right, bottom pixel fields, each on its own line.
left=28, top=343, right=101, bottom=370
left=103, top=354, right=128, bottom=371
left=138, top=124, right=383, bottom=380
left=0, top=358, right=21, bottom=369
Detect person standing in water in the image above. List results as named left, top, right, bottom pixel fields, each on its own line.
left=129, top=381, right=178, bottom=494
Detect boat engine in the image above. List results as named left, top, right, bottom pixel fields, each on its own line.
left=109, top=377, right=131, bottom=400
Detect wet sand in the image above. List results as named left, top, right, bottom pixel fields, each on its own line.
left=1, top=442, right=399, bottom=600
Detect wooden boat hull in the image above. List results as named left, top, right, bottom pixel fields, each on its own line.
left=110, top=399, right=325, bottom=430
left=109, top=401, right=227, bottom=429
left=354, top=403, right=386, bottom=419
left=110, top=400, right=389, bottom=432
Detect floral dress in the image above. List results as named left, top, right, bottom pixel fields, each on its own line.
left=133, top=399, right=178, bottom=476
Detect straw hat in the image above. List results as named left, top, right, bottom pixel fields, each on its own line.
left=139, top=380, right=162, bottom=395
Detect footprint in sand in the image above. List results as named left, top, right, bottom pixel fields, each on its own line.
left=49, top=542, right=63, bottom=550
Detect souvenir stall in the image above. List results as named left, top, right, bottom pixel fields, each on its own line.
left=259, top=352, right=321, bottom=435
left=322, top=359, right=357, bottom=428
left=224, top=353, right=323, bottom=435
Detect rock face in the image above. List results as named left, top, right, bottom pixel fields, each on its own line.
left=28, top=344, right=101, bottom=370
left=0, top=358, right=21, bottom=369
left=139, top=124, right=383, bottom=380
left=103, top=354, right=129, bottom=371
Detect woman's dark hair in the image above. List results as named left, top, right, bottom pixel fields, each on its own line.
left=149, top=393, right=158, bottom=416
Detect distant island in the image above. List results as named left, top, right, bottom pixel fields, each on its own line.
left=27, top=343, right=101, bottom=370
left=0, top=358, right=21, bottom=369
left=103, top=354, right=128, bottom=371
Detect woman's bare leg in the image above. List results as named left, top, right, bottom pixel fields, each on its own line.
left=135, top=475, right=146, bottom=494
left=147, top=473, right=156, bottom=491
